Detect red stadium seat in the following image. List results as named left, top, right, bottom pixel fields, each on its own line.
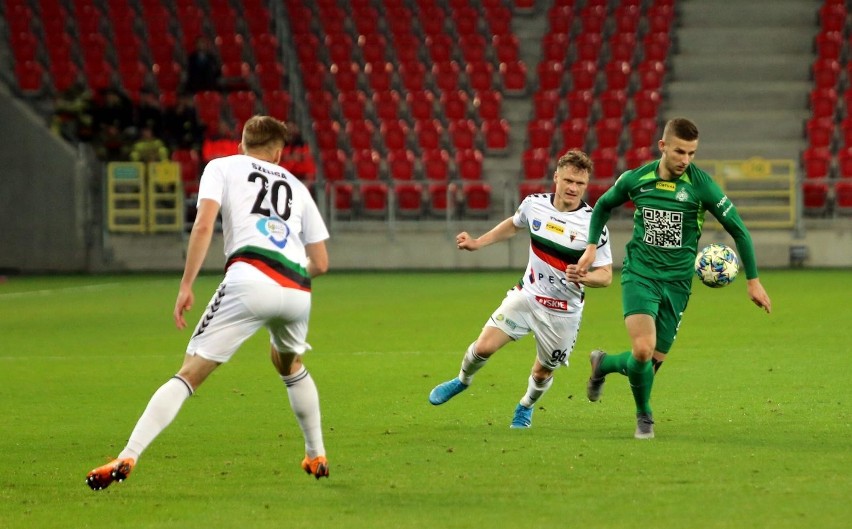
left=172, top=148, right=201, bottom=195
left=352, top=149, right=383, bottom=181
left=835, top=180, right=852, bottom=213
left=560, top=117, right=589, bottom=152
left=624, top=146, right=655, bottom=169
left=394, top=181, right=425, bottom=217
left=591, top=147, right=619, bottom=179
left=493, top=34, right=520, bottom=63
left=227, top=91, right=257, bottom=124
left=594, top=118, right=624, bottom=150
left=474, top=90, right=502, bottom=121
left=313, top=121, right=341, bottom=151
left=440, top=90, right=470, bottom=121
left=379, top=119, right=410, bottom=152
left=541, top=32, right=570, bottom=63
left=815, top=31, right=843, bottom=61
left=801, top=181, right=829, bottom=215
left=364, top=61, right=394, bottom=92
left=809, top=87, right=838, bottom=120
left=801, top=147, right=832, bottom=179
left=330, top=62, right=360, bottom=93
left=461, top=182, right=491, bottom=217
left=466, top=61, right=494, bottom=93
left=338, top=90, right=368, bottom=121
left=320, top=148, right=349, bottom=182
left=812, top=58, right=841, bottom=90
left=805, top=117, right=835, bottom=149
left=387, top=149, right=417, bottom=181
left=632, top=89, right=662, bottom=120
left=522, top=148, right=551, bottom=180
left=404, top=91, right=435, bottom=124
left=482, top=119, right=510, bottom=155
left=432, top=60, right=462, bottom=92
left=500, top=60, right=528, bottom=96
left=263, top=90, right=291, bottom=121
left=537, top=60, right=565, bottom=92
left=414, top=119, right=445, bottom=151
left=519, top=181, right=549, bottom=201
left=306, top=91, right=335, bottom=121
left=454, top=148, right=483, bottom=180
left=448, top=119, right=479, bottom=150
left=837, top=147, right=852, bottom=178
left=628, top=118, right=659, bottom=149
left=14, top=60, right=44, bottom=95
left=599, top=89, right=628, bottom=120
left=398, top=60, right=428, bottom=92
left=373, top=90, right=402, bottom=121
left=328, top=181, right=355, bottom=217
left=427, top=182, right=454, bottom=217
left=194, top=91, right=224, bottom=134
left=637, top=59, right=667, bottom=92
left=585, top=180, right=611, bottom=205
left=533, top=90, right=561, bottom=121
left=360, top=182, right=389, bottom=217
left=574, top=31, right=603, bottom=63
left=570, top=60, right=598, bottom=92
left=527, top=119, right=556, bottom=151
left=423, top=148, right=451, bottom=181
left=345, top=120, right=376, bottom=151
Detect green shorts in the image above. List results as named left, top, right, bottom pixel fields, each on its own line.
left=621, top=270, right=692, bottom=354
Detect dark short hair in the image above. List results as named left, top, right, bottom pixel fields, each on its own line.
left=556, top=149, right=593, bottom=174
left=663, top=118, right=699, bottom=142
left=241, top=116, right=290, bottom=149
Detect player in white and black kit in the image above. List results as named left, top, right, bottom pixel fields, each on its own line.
left=429, top=150, right=613, bottom=428
left=87, top=116, right=331, bottom=489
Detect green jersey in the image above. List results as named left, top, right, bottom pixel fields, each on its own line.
left=587, top=160, right=759, bottom=282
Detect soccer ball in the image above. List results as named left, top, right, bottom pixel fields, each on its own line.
left=694, top=243, right=739, bottom=288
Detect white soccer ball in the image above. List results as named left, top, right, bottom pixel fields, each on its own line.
left=694, top=243, right=739, bottom=288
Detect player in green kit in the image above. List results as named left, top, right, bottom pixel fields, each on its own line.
left=575, top=118, right=772, bottom=439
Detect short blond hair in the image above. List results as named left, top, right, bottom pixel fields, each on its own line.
left=241, top=116, right=290, bottom=150
left=556, top=149, right=593, bottom=174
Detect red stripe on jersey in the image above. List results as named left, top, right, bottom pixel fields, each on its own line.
left=531, top=244, right=569, bottom=270
left=229, top=256, right=311, bottom=292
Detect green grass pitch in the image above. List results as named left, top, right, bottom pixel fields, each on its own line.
left=0, top=270, right=849, bottom=528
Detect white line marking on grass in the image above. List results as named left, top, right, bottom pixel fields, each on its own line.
left=0, top=279, right=174, bottom=300
left=349, top=350, right=425, bottom=356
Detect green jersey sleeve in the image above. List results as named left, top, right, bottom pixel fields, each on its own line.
left=587, top=171, right=633, bottom=244
left=693, top=171, right=760, bottom=280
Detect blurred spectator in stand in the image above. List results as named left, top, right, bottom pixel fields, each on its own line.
left=184, top=37, right=222, bottom=94
left=278, top=123, right=316, bottom=183
left=201, top=121, right=239, bottom=162
left=162, top=93, right=204, bottom=150
left=129, top=125, right=170, bottom=162
left=134, top=89, right=165, bottom=138
left=50, top=84, right=94, bottom=143
left=94, top=124, right=130, bottom=162
left=91, top=88, right=135, bottom=139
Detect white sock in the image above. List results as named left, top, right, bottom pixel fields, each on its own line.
left=119, top=376, right=193, bottom=461
left=282, top=366, right=325, bottom=458
left=459, top=342, right=488, bottom=385
left=519, top=375, right=553, bottom=408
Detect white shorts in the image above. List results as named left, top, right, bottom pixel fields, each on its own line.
left=186, top=279, right=313, bottom=363
left=485, top=288, right=582, bottom=371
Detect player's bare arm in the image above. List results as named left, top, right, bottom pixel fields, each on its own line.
left=174, top=198, right=220, bottom=330
left=456, top=217, right=521, bottom=251
left=575, top=243, right=597, bottom=276
left=567, top=263, right=612, bottom=287
left=747, top=278, right=772, bottom=314
left=305, top=241, right=329, bottom=278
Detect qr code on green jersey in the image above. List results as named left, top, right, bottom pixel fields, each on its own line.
left=642, top=208, right=683, bottom=248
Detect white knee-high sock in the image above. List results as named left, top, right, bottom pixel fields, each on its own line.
left=519, top=375, right=553, bottom=408
left=119, top=376, right=193, bottom=461
left=459, top=342, right=488, bottom=385
left=282, top=366, right=325, bottom=458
